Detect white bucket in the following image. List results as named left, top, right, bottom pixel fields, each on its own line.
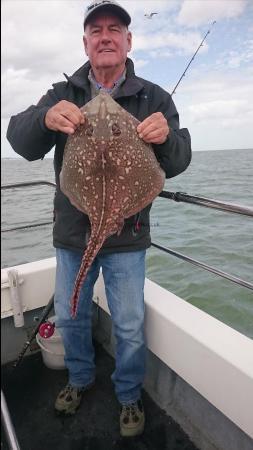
left=36, top=316, right=66, bottom=370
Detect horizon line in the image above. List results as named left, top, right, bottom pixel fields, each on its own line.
left=2, top=147, right=253, bottom=159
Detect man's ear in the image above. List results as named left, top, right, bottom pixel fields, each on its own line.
left=127, top=31, right=132, bottom=52
left=83, top=35, right=88, bottom=56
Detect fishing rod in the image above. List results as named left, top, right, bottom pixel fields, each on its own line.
left=1, top=390, right=21, bottom=450
left=171, top=21, right=216, bottom=96
left=12, top=294, right=54, bottom=369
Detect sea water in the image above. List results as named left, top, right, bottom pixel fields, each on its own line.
left=1, top=149, right=253, bottom=338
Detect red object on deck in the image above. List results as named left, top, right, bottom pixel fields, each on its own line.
left=38, top=321, right=55, bottom=338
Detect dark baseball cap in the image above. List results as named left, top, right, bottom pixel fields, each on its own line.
left=84, top=0, right=131, bottom=29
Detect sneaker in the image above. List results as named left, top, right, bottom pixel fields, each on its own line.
left=55, top=382, right=94, bottom=415
left=120, top=399, right=145, bottom=437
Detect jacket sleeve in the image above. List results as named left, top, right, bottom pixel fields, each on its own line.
left=6, top=86, right=62, bottom=161
left=151, top=85, right=192, bottom=179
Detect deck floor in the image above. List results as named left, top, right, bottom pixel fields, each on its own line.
left=1, top=341, right=199, bottom=450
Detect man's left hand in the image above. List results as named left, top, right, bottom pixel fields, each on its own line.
left=137, top=112, right=169, bottom=145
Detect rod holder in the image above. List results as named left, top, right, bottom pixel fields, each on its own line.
left=7, top=270, right=24, bottom=328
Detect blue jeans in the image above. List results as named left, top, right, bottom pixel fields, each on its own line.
left=54, top=248, right=146, bottom=404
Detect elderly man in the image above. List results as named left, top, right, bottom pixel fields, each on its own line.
left=7, top=0, right=191, bottom=437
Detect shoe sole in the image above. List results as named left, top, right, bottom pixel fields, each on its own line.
left=55, top=381, right=95, bottom=416
left=120, top=416, right=145, bottom=437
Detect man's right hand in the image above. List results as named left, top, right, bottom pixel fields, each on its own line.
left=45, top=100, right=85, bottom=135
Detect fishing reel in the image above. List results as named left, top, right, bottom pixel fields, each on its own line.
left=38, top=320, right=55, bottom=338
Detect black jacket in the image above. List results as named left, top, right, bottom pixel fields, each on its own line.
left=7, top=58, right=192, bottom=254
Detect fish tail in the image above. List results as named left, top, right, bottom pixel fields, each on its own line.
left=70, top=233, right=105, bottom=318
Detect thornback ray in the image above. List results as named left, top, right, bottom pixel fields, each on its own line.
left=60, top=91, right=165, bottom=318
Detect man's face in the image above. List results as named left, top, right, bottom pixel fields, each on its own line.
left=83, top=13, right=132, bottom=71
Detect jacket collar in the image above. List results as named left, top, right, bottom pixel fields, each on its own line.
left=63, top=58, right=144, bottom=98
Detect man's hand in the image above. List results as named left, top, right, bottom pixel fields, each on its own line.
left=45, top=100, right=85, bottom=135
left=137, top=112, right=169, bottom=145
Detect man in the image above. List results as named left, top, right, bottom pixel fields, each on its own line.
left=7, top=0, right=191, bottom=438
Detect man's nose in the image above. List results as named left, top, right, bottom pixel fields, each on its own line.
left=100, top=30, right=112, bottom=42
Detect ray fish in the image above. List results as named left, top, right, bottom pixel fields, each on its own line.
left=60, top=91, right=165, bottom=317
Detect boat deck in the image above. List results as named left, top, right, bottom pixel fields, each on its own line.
left=1, top=340, right=199, bottom=450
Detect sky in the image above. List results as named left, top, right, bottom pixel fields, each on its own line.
left=2, top=0, right=253, bottom=158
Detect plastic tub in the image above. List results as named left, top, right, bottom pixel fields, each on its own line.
left=36, top=316, right=65, bottom=370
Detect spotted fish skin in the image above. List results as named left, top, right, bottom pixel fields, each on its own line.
left=60, top=91, right=165, bottom=317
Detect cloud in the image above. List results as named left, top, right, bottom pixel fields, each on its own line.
left=2, top=67, right=58, bottom=118
left=130, top=58, right=148, bottom=69
left=132, top=31, right=207, bottom=55
left=226, top=39, right=253, bottom=68
left=2, top=0, right=88, bottom=119
left=2, top=0, right=86, bottom=75
left=188, top=99, right=251, bottom=124
left=178, top=0, right=247, bottom=27
left=172, top=71, right=253, bottom=149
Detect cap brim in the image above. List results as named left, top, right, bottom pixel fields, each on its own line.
left=84, top=4, right=131, bottom=28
